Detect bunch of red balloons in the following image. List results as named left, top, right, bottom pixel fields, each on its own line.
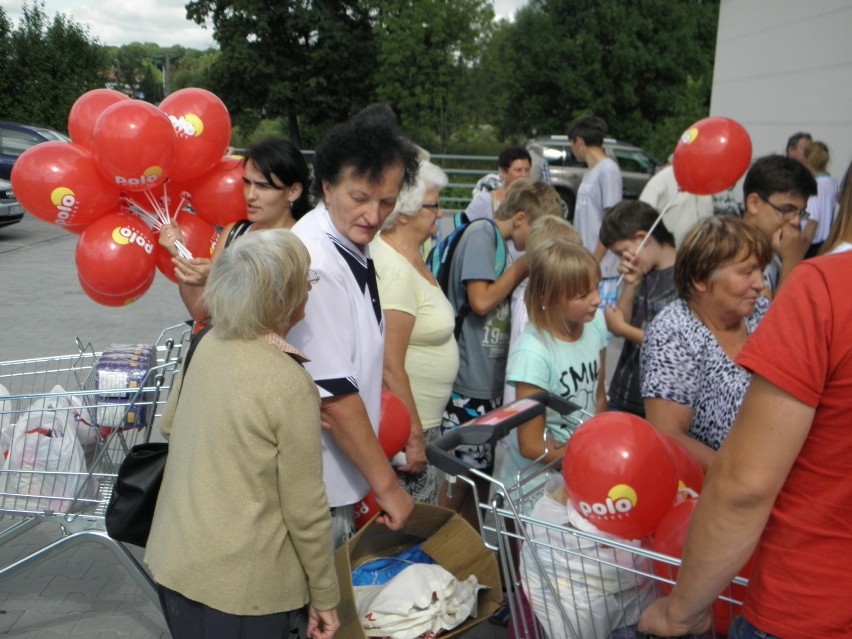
left=10, top=88, right=245, bottom=306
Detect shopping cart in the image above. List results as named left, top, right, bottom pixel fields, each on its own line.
left=0, top=323, right=189, bottom=605
left=427, top=392, right=747, bottom=639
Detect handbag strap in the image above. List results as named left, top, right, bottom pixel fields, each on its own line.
left=177, top=326, right=210, bottom=400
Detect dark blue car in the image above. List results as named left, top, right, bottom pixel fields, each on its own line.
left=0, top=120, right=70, bottom=181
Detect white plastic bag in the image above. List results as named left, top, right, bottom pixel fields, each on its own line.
left=354, top=563, right=483, bottom=639
left=520, top=475, right=657, bottom=639
left=0, top=390, right=91, bottom=514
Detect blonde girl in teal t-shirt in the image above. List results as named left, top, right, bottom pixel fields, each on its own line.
left=498, top=239, right=609, bottom=503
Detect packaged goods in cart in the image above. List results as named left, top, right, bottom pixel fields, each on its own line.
left=0, top=387, right=93, bottom=513
left=95, top=344, right=155, bottom=428
left=520, top=475, right=656, bottom=639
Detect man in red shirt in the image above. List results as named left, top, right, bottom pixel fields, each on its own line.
left=638, top=252, right=852, bottom=639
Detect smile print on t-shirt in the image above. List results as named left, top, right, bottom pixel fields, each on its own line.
left=558, top=357, right=599, bottom=409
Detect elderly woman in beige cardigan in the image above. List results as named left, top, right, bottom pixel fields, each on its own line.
left=145, top=229, right=339, bottom=639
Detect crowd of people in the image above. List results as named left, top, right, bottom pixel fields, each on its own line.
left=148, top=110, right=851, bottom=639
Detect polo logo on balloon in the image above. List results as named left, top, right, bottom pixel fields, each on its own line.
left=170, top=114, right=204, bottom=138
left=578, top=484, right=637, bottom=520
left=114, top=166, right=164, bottom=188
left=50, top=187, right=79, bottom=225
left=680, top=127, right=699, bottom=145
left=563, top=412, right=679, bottom=539
left=112, top=226, right=154, bottom=254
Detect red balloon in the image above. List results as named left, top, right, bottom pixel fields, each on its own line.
left=68, top=89, right=131, bottom=149
left=673, top=117, right=752, bottom=195
left=652, top=498, right=753, bottom=636
left=75, top=212, right=157, bottom=297
left=379, top=390, right=411, bottom=459
left=10, top=142, right=121, bottom=230
left=155, top=211, right=219, bottom=283
left=91, top=100, right=177, bottom=192
left=353, top=491, right=380, bottom=530
left=563, top=412, right=678, bottom=539
left=173, top=156, right=246, bottom=226
left=78, top=270, right=154, bottom=307
left=663, top=436, right=705, bottom=494
left=159, top=88, right=232, bottom=182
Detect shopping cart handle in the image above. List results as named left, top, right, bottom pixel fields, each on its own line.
left=427, top=391, right=580, bottom=475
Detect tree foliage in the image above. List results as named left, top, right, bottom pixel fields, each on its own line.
left=372, top=0, right=494, bottom=151
left=0, top=1, right=108, bottom=131
left=491, top=0, right=719, bottom=159
left=186, top=0, right=378, bottom=147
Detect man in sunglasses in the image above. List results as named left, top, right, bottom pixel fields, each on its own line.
left=740, top=155, right=817, bottom=299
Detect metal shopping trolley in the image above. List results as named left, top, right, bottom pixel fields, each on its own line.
left=0, top=323, right=189, bottom=605
left=427, top=392, right=747, bottom=639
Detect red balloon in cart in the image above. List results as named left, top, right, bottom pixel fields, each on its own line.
left=662, top=436, right=705, bottom=494
left=562, top=411, right=679, bottom=540
left=652, top=497, right=754, bottom=636
left=378, top=390, right=411, bottom=460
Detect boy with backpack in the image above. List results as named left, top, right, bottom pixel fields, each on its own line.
left=433, top=178, right=562, bottom=526
left=599, top=200, right=678, bottom=417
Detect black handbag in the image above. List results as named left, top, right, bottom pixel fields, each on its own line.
left=104, top=327, right=208, bottom=547
left=104, top=443, right=168, bottom=546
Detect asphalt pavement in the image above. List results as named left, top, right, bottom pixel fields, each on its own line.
left=0, top=215, right=186, bottom=636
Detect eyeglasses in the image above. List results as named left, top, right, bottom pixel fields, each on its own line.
left=307, top=269, right=320, bottom=285
left=759, top=194, right=810, bottom=222
left=421, top=203, right=441, bottom=211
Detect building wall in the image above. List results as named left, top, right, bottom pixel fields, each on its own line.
left=710, top=0, right=852, bottom=197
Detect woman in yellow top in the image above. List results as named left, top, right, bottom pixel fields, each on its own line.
left=370, top=160, right=458, bottom=504
left=145, top=229, right=339, bottom=639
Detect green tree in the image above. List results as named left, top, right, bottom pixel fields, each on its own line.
left=491, top=0, right=719, bottom=158
left=0, top=1, right=109, bottom=131
left=106, top=43, right=166, bottom=103
left=371, top=0, right=494, bottom=152
left=186, top=0, right=377, bottom=147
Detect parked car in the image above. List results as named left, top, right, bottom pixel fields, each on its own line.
left=0, top=120, right=71, bottom=181
left=527, top=135, right=662, bottom=221
left=0, top=178, right=24, bottom=227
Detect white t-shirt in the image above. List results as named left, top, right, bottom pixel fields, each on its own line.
left=574, top=157, right=622, bottom=277
left=289, top=203, right=385, bottom=507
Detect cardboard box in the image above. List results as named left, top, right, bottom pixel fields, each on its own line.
left=334, top=503, right=503, bottom=639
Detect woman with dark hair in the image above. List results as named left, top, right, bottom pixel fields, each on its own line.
left=159, top=138, right=312, bottom=325
left=640, top=216, right=772, bottom=470
left=288, top=115, right=420, bottom=543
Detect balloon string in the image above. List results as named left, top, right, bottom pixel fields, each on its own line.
left=127, top=205, right=162, bottom=230
left=143, top=189, right=168, bottom=226
left=161, top=182, right=171, bottom=226
left=174, top=240, right=193, bottom=260
left=614, top=190, right=680, bottom=288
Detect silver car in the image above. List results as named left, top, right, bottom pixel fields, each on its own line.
left=528, top=135, right=662, bottom=221
left=0, top=178, right=23, bottom=228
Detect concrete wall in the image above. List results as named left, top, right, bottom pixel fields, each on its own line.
left=710, top=0, right=852, bottom=197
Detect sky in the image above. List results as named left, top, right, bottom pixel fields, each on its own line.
left=0, top=0, right=530, bottom=49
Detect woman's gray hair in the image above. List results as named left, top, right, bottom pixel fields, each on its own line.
left=203, top=229, right=310, bottom=339
left=382, top=160, right=448, bottom=229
